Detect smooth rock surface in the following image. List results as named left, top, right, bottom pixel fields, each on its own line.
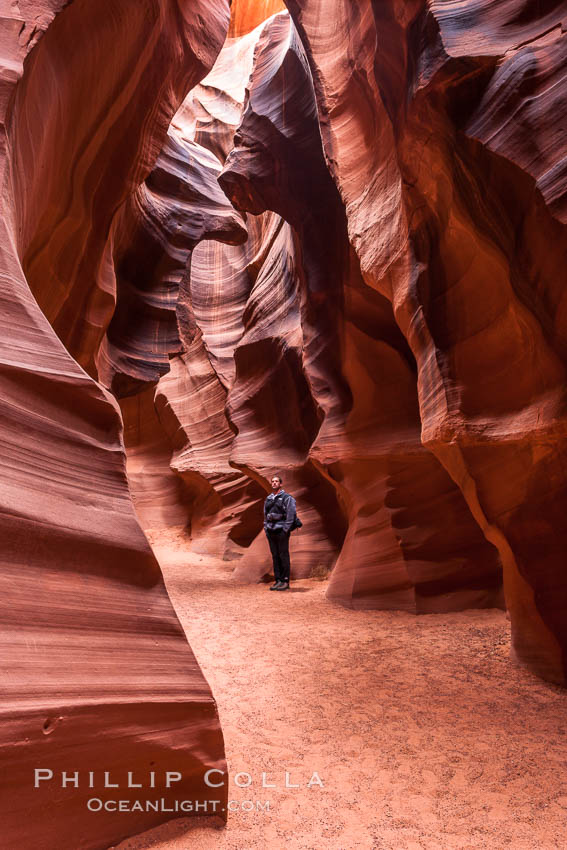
left=0, top=2, right=231, bottom=848
left=285, top=0, right=567, bottom=682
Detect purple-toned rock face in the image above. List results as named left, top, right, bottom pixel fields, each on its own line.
left=2, top=0, right=567, bottom=844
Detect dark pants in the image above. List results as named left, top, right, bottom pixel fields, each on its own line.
left=266, top=530, right=291, bottom=583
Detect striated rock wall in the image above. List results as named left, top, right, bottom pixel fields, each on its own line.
left=218, top=8, right=504, bottom=606
left=0, top=2, right=232, bottom=848
left=116, top=8, right=503, bottom=609
left=111, top=1, right=567, bottom=684
left=284, top=0, right=567, bottom=683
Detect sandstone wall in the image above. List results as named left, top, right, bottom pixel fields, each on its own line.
left=285, top=0, right=567, bottom=683
left=0, top=2, right=231, bottom=847
left=115, top=2, right=567, bottom=684
left=116, top=10, right=504, bottom=613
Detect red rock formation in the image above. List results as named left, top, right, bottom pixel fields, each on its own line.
left=13, top=0, right=233, bottom=377
left=0, top=2, right=231, bottom=848
left=284, top=0, right=567, bottom=683
left=112, top=19, right=272, bottom=558
left=109, top=0, right=567, bottom=682
left=217, top=9, right=504, bottom=603
left=192, top=210, right=348, bottom=580
left=109, top=7, right=504, bottom=605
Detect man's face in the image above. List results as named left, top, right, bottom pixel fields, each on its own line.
left=271, top=476, right=281, bottom=492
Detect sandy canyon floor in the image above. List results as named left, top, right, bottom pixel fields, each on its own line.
left=113, top=531, right=567, bottom=850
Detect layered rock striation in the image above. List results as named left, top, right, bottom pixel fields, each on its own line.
left=285, top=0, right=567, bottom=683
left=113, top=1, right=567, bottom=684
left=115, top=9, right=504, bottom=608
left=0, top=2, right=232, bottom=848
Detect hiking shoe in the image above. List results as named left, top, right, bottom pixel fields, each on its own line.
left=276, top=582, right=290, bottom=591
left=269, top=581, right=283, bottom=590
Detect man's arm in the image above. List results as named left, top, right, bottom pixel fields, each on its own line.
left=263, top=497, right=269, bottom=532
left=283, top=495, right=296, bottom=533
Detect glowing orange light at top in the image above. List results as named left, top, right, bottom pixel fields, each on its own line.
left=228, top=0, right=287, bottom=37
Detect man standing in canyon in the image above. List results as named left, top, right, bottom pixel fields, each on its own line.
left=264, top=474, right=298, bottom=591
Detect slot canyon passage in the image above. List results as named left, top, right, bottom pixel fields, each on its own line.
left=2, top=0, right=567, bottom=848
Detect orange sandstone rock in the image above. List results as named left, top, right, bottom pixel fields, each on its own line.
left=229, top=0, right=287, bottom=37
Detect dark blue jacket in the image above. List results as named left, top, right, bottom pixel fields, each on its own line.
left=264, top=490, right=296, bottom=534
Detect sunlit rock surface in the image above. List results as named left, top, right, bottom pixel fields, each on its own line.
left=0, top=2, right=231, bottom=848
left=229, top=0, right=287, bottom=37
left=219, top=9, right=503, bottom=602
